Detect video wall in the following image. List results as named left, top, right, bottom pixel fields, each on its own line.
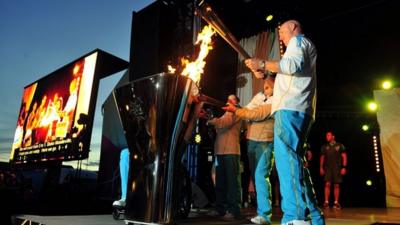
left=10, top=52, right=98, bottom=164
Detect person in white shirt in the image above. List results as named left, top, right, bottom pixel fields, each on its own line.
left=245, top=20, right=324, bottom=225
left=240, top=77, right=275, bottom=225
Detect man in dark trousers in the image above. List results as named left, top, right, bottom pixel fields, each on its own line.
left=320, top=131, right=348, bottom=209
left=207, top=94, right=243, bottom=220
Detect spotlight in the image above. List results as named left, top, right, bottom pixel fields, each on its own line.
left=266, top=14, right=273, bottom=21
left=367, top=101, right=378, bottom=112
left=362, top=124, right=369, bottom=131
left=382, top=80, right=392, bottom=90
left=195, top=133, right=201, bottom=144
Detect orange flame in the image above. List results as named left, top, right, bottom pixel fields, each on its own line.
left=181, top=25, right=215, bottom=84
left=167, top=65, right=176, bottom=74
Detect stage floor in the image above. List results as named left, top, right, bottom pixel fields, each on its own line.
left=14, top=207, right=400, bottom=225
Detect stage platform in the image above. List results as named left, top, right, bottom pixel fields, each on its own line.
left=13, top=207, right=400, bottom=225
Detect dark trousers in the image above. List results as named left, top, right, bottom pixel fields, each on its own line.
left=215, top=154, right=242, bottom=216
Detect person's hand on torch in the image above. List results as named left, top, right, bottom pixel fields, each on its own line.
left=245, top=58, right=280, bottom=79
left=245, top=58, right=266, bottom=79
left=222, top=102, right=238, bottom=112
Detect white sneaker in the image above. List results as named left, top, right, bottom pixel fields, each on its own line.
left=113, top=199, right=126, bottom=207
left=251, top=215, right=270, bottom=225
left=283, top=220, right=311, bottom=225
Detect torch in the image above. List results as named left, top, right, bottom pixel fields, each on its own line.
left=195, top=0, right=251, bottom=60
left=196, top=1, right=274, bottom=79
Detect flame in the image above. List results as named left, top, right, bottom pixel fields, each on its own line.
left=167, top=65, right=176, bottom=74
left=181, top=25, right=215, bottom=84
left=73, top=64, right=81, bottom=76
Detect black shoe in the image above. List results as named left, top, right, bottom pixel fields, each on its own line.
left=206, top=210, right=223, bottom=217
left=221, top=213, right=235, bottom=221
left=333, top=202, right=341, bottom=209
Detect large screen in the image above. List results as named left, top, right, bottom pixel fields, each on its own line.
left=10, top=52, right=99, bottom=164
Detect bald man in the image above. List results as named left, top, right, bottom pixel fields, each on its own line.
left=245, top=20, right=324, bottom=225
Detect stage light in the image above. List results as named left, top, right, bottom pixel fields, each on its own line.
left=382, top=80, right=392, bottom=90
left=372, top=135, right=381, bottom=173
left=366, top=180, right=372, bottom=186
left=266, top=14, right=273, bottom=21
left=367, top=101, right=378, bottom=112
left=132, top=181, right=136, bottom=192
left=362, top=124, right=369, bottom=131
left=195, top=133, right=201, bottom=144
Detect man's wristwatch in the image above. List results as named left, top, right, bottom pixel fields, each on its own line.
left=259, top=60, right=265, bottom=70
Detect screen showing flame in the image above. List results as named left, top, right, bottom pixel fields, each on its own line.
left=181, top=25, right=215, bottom=84
left=10, top=52, right=98, bottom=164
